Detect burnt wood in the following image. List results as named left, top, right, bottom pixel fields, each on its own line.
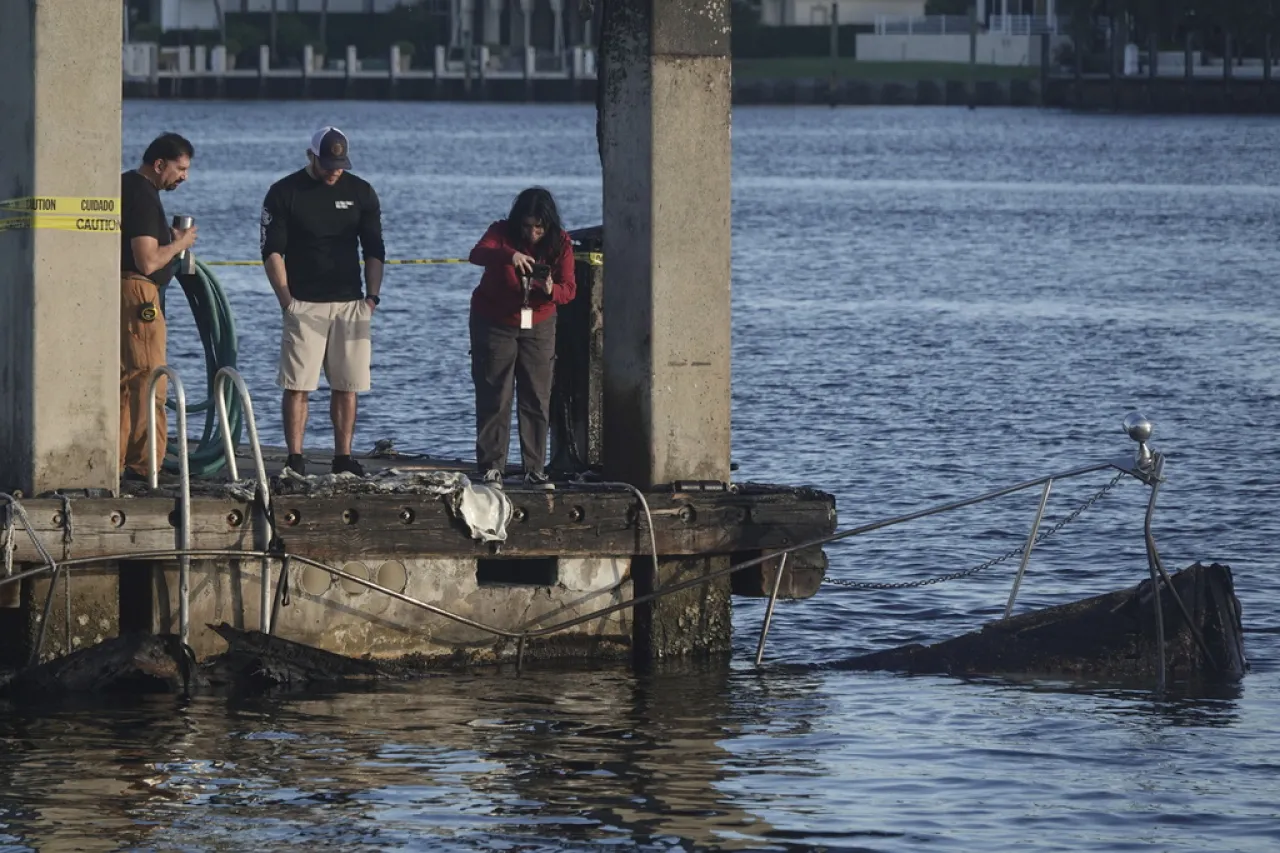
left=833, top=563, right=1247, bottom=683
left=8, top=487, right=836, bottom=572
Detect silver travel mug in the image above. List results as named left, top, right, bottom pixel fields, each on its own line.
left=172, top=214, right=195, bottom=275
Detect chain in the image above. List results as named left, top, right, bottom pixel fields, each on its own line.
left=823, top=471, right=1129, bottom=591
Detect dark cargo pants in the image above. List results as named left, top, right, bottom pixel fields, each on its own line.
left=470, top=314, right=556, bottom=475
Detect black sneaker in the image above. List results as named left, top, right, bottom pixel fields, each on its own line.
left=478, top=468, right=504, bottom=489
left=524, top=471, right=555, bottom=490
left=332, top=455, right=365, bottom=477
left=122, top=468, right=150, bottom=483
left=285, top=453, right=306, bottom=475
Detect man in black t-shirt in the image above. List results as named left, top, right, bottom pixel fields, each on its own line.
left=261, top=126, right=385, bottom=477
left=120, top=132, right=198, bottom=482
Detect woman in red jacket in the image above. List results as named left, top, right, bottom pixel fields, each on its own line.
left=468, top=188, right=577, bottom=488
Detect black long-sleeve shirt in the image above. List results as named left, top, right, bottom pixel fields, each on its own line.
left=259, top=168, right=386, bottom=302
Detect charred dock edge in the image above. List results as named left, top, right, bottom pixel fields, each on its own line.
left=2, top=482, right=834, bottom=571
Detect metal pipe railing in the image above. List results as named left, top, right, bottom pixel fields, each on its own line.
left=146, top=366, right=192, bottom=646
left=754, top=552, right=789, bottom=666
left=1004, top=478, right=1053, bottom=618
left=212, top=367, right=274, bottom=633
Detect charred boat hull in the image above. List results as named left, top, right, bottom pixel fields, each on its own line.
left=834, top=562, right=1246, bottom=683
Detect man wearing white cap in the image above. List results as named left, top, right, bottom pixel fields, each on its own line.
left=260, top=126, right=386, bottom=476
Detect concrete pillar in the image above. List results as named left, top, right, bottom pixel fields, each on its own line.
left=549, top=0, right=564, bottom=56
left=148, top=42, right=161, bottom=97
left=602, top=0, right=731, bottom=488
left=257, top=44, right=270, bottom=97
left=462, top=0, right=476, bottom=91
left=0, top=0, right=122, bottom=495
left=519, top=0, right=533, bottom=49
left=600, top=0, right=732, bottom=659
left=484, top=0, right=504, bottom=46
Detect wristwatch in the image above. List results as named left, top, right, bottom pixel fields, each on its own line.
left=367, top=294, right=381, bottom=306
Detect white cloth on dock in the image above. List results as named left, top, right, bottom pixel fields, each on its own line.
left=456, top=479, right=513, bottom=543
left=222, top=467, right=513, bottom=542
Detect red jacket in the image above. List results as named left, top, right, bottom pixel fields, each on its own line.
left=468, top=221, right=577, bottom=327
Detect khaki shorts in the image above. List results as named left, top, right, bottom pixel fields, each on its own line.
left=277, top=298, right=372, bottom=393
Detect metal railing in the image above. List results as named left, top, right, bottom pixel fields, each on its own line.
left=989, top=14, right=1063, bottom=36
left=212, top=367, right=275, bottom=633
left=875, top=15, right=973, bottom=36
left=146, top=366, right=192, bottom=646
left=873, top=14, right=1064, bottom=36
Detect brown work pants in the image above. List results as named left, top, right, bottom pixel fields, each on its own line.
left=120, top=274, right=167, bottom=477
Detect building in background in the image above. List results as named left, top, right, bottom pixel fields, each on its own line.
left=757, top=0, right=925, bottom=27
left=126, top=0, right=581, bottom=57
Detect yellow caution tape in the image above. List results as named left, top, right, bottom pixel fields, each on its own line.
left=205, top=252, right=605, bottom=267
left=0, top=196, right=121, bottom=234
left=0, top=213, right=121, bottom=233
left=386, top=258, right=468, bottom=265
left=0, top=196, right=120, bottom=215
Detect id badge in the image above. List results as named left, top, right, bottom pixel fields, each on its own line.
left=520, top=307, right=533, bottom=330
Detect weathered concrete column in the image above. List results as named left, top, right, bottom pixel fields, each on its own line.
left=484, top=0, right=504, bottom=46
left=519, top=0, right=534, bottom=49
left=0, top=0, right=122, bottom=495
left=601, top=0, right=731, bottom=489
left=600, top=0, right=732, bottom=660
left=549, top=0, right=565, bottom=55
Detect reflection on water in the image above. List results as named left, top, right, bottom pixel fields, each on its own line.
left=0, top=661, right=1276, bottom=852
left=0, top=667, right=828, bottom=851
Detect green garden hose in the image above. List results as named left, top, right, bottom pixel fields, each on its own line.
left=165, top=258, right=244, bottom=477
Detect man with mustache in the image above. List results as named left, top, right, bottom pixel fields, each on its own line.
left=120, top=132, right=198, bottom=483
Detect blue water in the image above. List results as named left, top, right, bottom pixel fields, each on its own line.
left=3, top=103, right=1279, bottom=851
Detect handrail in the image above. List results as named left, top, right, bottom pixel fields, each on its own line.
left=212, top=367, right=275, bottom=633
left=146, top=366, right=192, bottom=646
left=1004, top=478, right=1053, bottom=618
